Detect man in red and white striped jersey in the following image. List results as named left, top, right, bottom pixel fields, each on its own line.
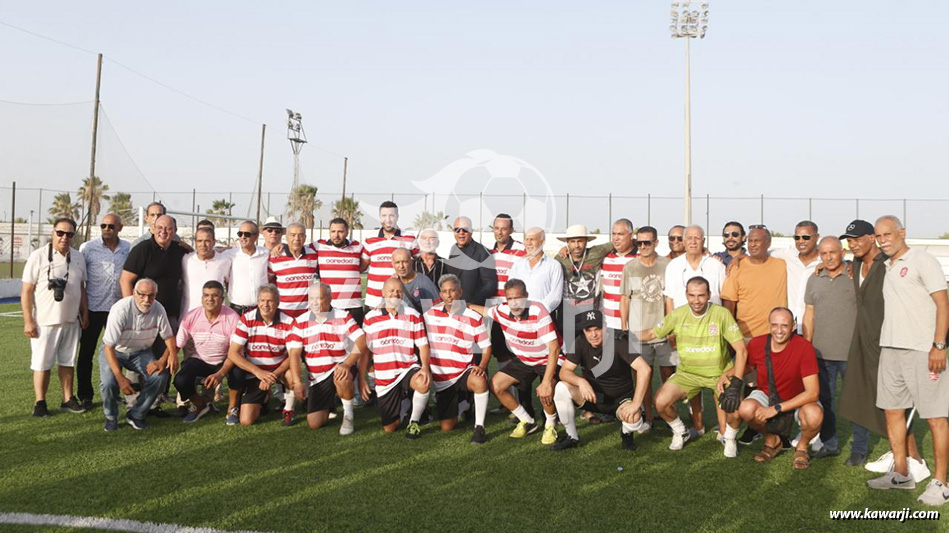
left=363, top=277, right=431, bottom=439
left=489, top=213, right=527, bottom=300
left=598, top=218, right=639, bottom=331
left=268, top=223, right=320, bottom=320
left=362, top=201, right=419, bottom=310
left=471, top=278, right=562, bottom=445
left=226, top=285, right=298, bottom=426
left=313, top=218, right=369, bottom=325
left=287, top=283, right=369, bottom=435
left=422, top=274, right=492, bottom=444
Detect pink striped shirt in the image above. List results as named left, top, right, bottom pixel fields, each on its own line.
left=176, top=305, right=240, bottom=365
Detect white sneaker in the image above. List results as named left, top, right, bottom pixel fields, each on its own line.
left=669, top=430, right=691, bottom=451
left=909, top=457, right=932, bottom=483
left=866, top=451, right=894, bottom=473
left=636, top=420, right=652, bottom=435
left=917, top=479, right=949, bottom=506
left=724, top=438, right=738, bottom=458
left=791, top=432, right=823, bottom=451
left=717, top=432, right=726, bottom=445
left=339, top=414, right=354, bottom=436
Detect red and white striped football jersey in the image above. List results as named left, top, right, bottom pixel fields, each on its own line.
left=286, top=309, right=364, bottom=384
left=422, top=303, right=490, bottom=391
left=363, top=306, right=428, bottom=395
left=314, top=239, right=365, bottom=310
left=362, top=232, right=418, bottom=309
left=599, top=250, right=637, bottom=330
left=268, top=245, right=320, bottom=318
left=490, top=240, right=527, bottom=298
left=487, top=301, right=560, bottom=367
left=230, top=310, right=295, bottom=372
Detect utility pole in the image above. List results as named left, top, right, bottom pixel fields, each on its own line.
left=256, top=123, right=266, bottom=225
left=341, top=157, right=348, bottom=210
left=85, top=53, right=103, bottom=241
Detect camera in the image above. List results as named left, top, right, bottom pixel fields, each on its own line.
left=48, top=278, right=67, bottom=302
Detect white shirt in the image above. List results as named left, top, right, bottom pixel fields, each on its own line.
left=663, top=254, right=726, bottom=308
left=22, top=245, right=86, bottom=326
left=181, top=251, right=232, bottom=314
left=224, top=245, right=270, bottom=307
left=508, top=254, right=564, bottom=314
left=772, top=247, right=820, bottom=331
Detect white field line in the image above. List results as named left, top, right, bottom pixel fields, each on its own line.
left=0, top=512, right=274, bottom=533
left=0, top=311, right=23, bottom=318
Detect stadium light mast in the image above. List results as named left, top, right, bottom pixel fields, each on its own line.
left=286, top=109, right=307, bottom=191
left=670, top=2, right=709, bottom=226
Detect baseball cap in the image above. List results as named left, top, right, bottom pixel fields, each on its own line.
left=839, top=220, right=874, bottom=240
left=576, top=309, right=604, bottom=330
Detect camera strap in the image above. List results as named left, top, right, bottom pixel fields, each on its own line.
left=47, top=242, right=70, bottom=284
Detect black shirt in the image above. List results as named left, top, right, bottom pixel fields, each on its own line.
left=124, top=236, right=188, bottom=319
left=446, top=241, right=497, bottom=306
left=567, top=331, right=640, bottom=396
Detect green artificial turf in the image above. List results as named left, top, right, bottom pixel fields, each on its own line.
left=0, top=302, right=944, bottom=532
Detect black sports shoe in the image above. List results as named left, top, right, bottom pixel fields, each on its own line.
left=844, top=452, right=867, bottom=467
left=470, top=425, right=486, bottom=445
left=148, top=407, right=171, bottom=419
left=621, top=431, right=637, bottom=451
left=813, top=447, right=840, bottom=460
left=81, top=398, right=94, bottom=411
left=738, top=427, right=761, bottom=445
left=60, top=397, right=87, bottom=414
left=32, top=401, right=50, bottom=418
left=550, top=437, right=580, bottom=451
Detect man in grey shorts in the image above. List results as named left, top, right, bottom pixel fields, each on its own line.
left=620, top=225, right=672, bottom=433
left=867, top=215, right=949, bottom=507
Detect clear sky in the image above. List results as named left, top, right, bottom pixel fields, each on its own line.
left=1, top=1, right=947, bottom=236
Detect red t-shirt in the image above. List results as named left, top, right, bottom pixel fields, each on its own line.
left=747, top=334, right=818, bottom=402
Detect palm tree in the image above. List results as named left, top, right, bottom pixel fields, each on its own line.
left=412, top=211, right=449, bottom=231
left=108, top=192, right=136, bottom=225
left=48, top=192, right=80, bottom=224
left=332, top=197, right=364, bottom=230
left=77, top=176, right=110, bottom=224
left=286, top=185, right=322, bottom=228
left=206, top=198, right=237, bottom=228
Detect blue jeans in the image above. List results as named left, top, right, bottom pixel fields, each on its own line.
left=817, top=358, right=869, bottom=455
left=99, top=347, right=168, bottom=421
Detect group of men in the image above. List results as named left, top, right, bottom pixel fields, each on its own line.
left=20, top=198, right=949, bottom=506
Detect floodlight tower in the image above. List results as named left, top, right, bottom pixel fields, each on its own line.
left=286, top=109, right=307, bottom=190
left=670, top=2, right=709, bottom=226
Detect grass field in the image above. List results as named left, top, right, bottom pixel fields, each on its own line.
left=0, top=262, right=24, bottom=280
left=0, top=301, right=944, bottom=532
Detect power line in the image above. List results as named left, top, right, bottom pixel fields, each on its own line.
left=0, top=20, right=98, bottom=55
left=0, top=99, right=92, bottom=106
left=97, top=104, right=164, bottom=202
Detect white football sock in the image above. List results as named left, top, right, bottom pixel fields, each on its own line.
left=669, top=416, right=687, bottom=435
left=511, top=405, right=535, bottom=424
left=283, top=390, right=295, bottom=411
left=622, top=419, right=643, bottom=434
left=410, top=391, right=428, bottom=423
left=724, top=423, right=740, bottom=440
left=553, top=382, right=578, bottom=439
left=474, top=392, right=489, bottom=427
left=544, top=410, right=558, bottom=428
left=342, top=398, right=354, bottom=418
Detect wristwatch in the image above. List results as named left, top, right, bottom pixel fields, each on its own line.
left=774, top=403, right=783, bottom=414
left=934, top=341, right=947, bottom=350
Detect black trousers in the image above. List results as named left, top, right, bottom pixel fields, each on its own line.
left=492, top=321, right=535, bottom=418
left=173, top=358, right=223, bottom=400
left=76, top=311, right=110, bottom=402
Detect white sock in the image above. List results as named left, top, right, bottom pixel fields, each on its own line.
left=622, top=419, right=643, bottom=434
left=544, top=410, right=558, bottom=428
left=283, top=390, right=295, bottom=411
left=669, top=416, right=686, bottom=435
left=724, top=424, right=740, bottom=440
left=553, top=383, right=578, bottom=439
left=410, top=391, right=428, bottom=423
left=474, top=392, right=489, bottom=427
left=511, top=405, right=534, bottom=424
left=342, top=398, right=354, bottom=418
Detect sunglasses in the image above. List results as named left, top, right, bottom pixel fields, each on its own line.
left=55, top=230, right=75, bottom=238
left=453, top=228, right=471, bottom=234
left=668, top=236, right=683, bottom=242
left=637, top=240, right=654, bottom=246
left=237, top=231, right=257, bottom=238
left=263, top=228, right=283, bottom=233
left=100, top=224, right=116, bottom=230
left=793, top=235, right=813, bottom=241
left=723, top=231, right=742, bottom=238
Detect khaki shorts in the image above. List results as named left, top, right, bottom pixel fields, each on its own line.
left=30, top=322, right=80, bottom=371
left=667, top=370, right=724, bottom=401
left=639, top=341, right=678, bottom=367
left=877, top=347, right=949, bottom=419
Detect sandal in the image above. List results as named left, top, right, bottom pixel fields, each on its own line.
left=753, top=444, right=780, bottom=463
left=793, top=449, right=810, bottom=470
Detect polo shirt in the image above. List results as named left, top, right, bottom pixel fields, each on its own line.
left=508, top=255, right=564, bottom=316
left=314, top=239, right=365, bottom=310
left=772, top=247, right=820, bottom=329
left=487, top=301, right=560, bottom=367
left=176, top=305, right=239, bottom=365
left=663, top=254, right=726, bottom=308
left=268, top=245, right=320, bottom=317
left=22, top=245, right=86, bottom=326
left=181, top=252, right=232, bottom=314
left=423, top=303, right=490, bottom=391
left=230, top=309, right=295, bottom=371
left=79, top=238, right=130, bottom=313
left=747, top=334, right=819, bottom=401
left=224, top=245, right=270, bottom=307
left=402, top=274, right=440, bottom=314
left=653, top=303, right=742, bottom=377
left=362, top=229, right=418, bottom=309
left=103, top=296, right=174, bottom=354
left=124, top=236, right=188, bottom=319
left=881, top=248, right=948, bottom=352
left=803, top=269, right=857, bottom=361
left=286, top=309, right=364, bottom=384
left=490, top=240, right=527, bottom=298
left=363, top=306, right=428, bottom=395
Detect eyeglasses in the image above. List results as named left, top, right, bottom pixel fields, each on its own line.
left=723, top=231, right=741, bottom=238
left=453, top=228, right=471, bottom=234
left=668, top=236, right=683, bottom=242
left=237, top=231, right=257, bottom=238
left=637, top=240, right=654, bottom=246
left=55, top=230, right=75, bottom=238
left=134, top=291, right=157, bottom=300
left=793, top=235, right=813, bottom=241
left=100, top=224, right=116, bottom=230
